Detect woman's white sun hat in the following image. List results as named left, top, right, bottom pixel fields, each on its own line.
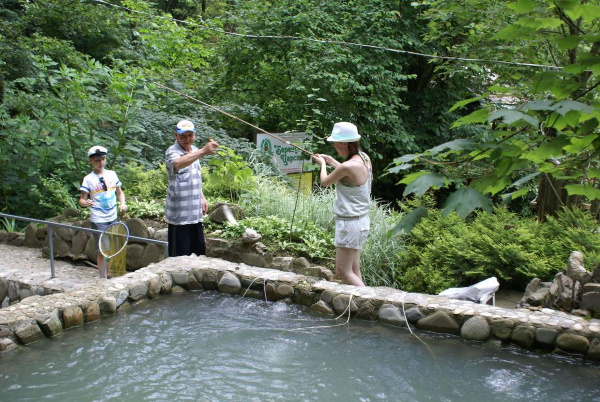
left=327, top=122, right=360, bottom=142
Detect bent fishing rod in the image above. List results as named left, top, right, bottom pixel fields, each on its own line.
left=153, top=82, right=315, bottom=157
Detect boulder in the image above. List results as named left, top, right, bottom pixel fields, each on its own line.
left=461, top=316, right=491, bottom=341
left=311, top=300, right=335, bottom=315
left=556, top=333, right=590, bottom=354
left=566, top=251, right=590, bottom=284
left=125, top=243, right=145, bottom=271
left=417, top=311, right=460, bottom=335
left=124, top=218, right=149, bottom=243
left=218, top=272, right=241, bottom=295
left=208, top=202, right=245, bottom=224
left=580, top=283, right=600, bottom=314
left=511, top=325, right=535, bottom=348
left=378, top=304, right=407, bottom=327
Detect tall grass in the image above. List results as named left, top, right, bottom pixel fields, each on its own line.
left=361, top=202, right=407, bottom=289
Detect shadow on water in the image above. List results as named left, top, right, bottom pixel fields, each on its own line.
left=0, top=291, right=599, bottom=402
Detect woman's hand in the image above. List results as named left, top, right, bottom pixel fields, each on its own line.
left=312, top=153, right=326, bottom=165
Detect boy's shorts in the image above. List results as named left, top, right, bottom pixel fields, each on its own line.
left=334, top=215, right=370, bottom=249
left=91, top=221, right=116, bottom=252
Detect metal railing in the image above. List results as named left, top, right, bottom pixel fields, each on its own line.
left=0, top=212, right=168, bottom=279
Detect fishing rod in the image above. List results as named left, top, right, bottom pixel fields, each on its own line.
left=153, top=82, right=315, bottom=157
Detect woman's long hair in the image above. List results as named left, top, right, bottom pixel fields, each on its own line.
left=345, top=142, right=361, bottom=161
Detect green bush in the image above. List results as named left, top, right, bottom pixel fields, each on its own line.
left=119, top=163, right=167, bottom=200
left=127, top=199, right=165, bottom=220
left=206, top=215, right=334, bottom=263
left=29, top=175, right=79, bottom=217
left=202, top=147, right=256, bottom=200
left=398, top=206, right=600, bottom=294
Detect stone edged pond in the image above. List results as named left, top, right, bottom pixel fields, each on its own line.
left=1, top=291, right=599, bottom=402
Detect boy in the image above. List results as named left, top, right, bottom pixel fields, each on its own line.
left=79, top=146, right=127, bottom=278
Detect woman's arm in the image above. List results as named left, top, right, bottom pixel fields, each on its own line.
left=312, top=154, right=349, bottom=187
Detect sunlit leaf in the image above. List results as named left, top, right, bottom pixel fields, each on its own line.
left=451, top=109, right=490, bottom=128
left=524, top=135, right=570, bottom=163
left=388, top=163, right=412, bottom=174
left=564, top=184, right=600, bottom=200
left=588, top=168, right=600, bottom=180
left=488, top=109, right=539, bottom=127
left=387, top=206, right=428, bottom=236
left=448, top=96, right=483, bottom=112
left=511, top=172, right=541, bottom=187
left=441, top=188, right=493, bottom=219
left=564, top=133, right=598, bottom=153
left=428, top=139, right=478, bottom=155
left=402, top=172, right=447, bottom=197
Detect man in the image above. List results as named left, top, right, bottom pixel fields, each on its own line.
left=79, top=145, right=127, bottom=278
left=165, top=119, right=219, bottom=257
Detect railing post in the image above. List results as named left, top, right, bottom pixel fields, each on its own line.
left=47, top=225, right=56, bottom=279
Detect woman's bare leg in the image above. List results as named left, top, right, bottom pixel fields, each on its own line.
left=352, top=249, right=363, bottom=282
left=335, top=247, right=365, bottom=286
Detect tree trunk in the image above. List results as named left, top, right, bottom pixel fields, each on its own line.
left=536, top=174, right=584, bottom=222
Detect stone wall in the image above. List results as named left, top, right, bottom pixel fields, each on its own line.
left=1, top=256, right=599, bottom=361
left=0, top=217, right=332, bottom=283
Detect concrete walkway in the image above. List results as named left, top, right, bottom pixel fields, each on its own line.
left=0, top=243, right=102, bottom=295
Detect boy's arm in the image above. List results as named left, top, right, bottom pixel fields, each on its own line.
left=116, top=187, right=127, bottom=212
left=79, top=191, right=93, bottom=208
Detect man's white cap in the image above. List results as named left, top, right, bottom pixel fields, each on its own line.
left=87, top=145, right=107, bottom=158
left=176, top=120, right=196, bottom=135
left=327, top=122, right=360, bottom=142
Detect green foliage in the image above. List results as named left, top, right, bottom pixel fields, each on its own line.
left=120, top=163, right=168, bottom=200
left=202, top=147, right=256, bottom=200
left=398, top=206, right=600, bottom=294
left=212, top=0, right=484, bottom=202
left=0, top=217, right=22, bottom=233
left=360, top=202, right=406, bottom=288
left=127, top=199, right=165, bottom=220
left=28, top=175, right=79, bottom=218
left=391, top=0, right=600, bottom=222
left=207, top=215, right=334, bottom=262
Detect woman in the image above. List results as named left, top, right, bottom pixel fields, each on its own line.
left=312, top=122, right=372, bottom=286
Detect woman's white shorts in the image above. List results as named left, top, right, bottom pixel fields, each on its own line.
left=334, top=215, right=370, bottom=249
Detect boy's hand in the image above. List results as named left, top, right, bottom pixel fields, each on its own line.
left=85, top=199, right=94, bottom=208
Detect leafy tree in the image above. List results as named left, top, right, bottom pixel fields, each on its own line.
left=209, top=0, right=486, bottom=202
left=391, top=0, right=600, bottom=229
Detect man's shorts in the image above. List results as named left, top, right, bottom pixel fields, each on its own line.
left=334, top=214, right=370, bottom=249
left=91, top=221, right=116, bottom=252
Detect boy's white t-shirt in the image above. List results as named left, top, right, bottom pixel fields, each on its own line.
left=80, top=170, right=122, bottom=223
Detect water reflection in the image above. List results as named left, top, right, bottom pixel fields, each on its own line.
left=0, top=291, right=599, bottom=401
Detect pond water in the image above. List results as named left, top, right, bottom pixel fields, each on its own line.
left=1, top=291, right=599, bottom=401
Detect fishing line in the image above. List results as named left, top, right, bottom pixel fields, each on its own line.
left=91, top=0, right=561, bottom=71
left=154, top=82, right=315, bottom=157
left=400, top=294, right=437, bottom=359
left=277, top=290, right=357, bottom=332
